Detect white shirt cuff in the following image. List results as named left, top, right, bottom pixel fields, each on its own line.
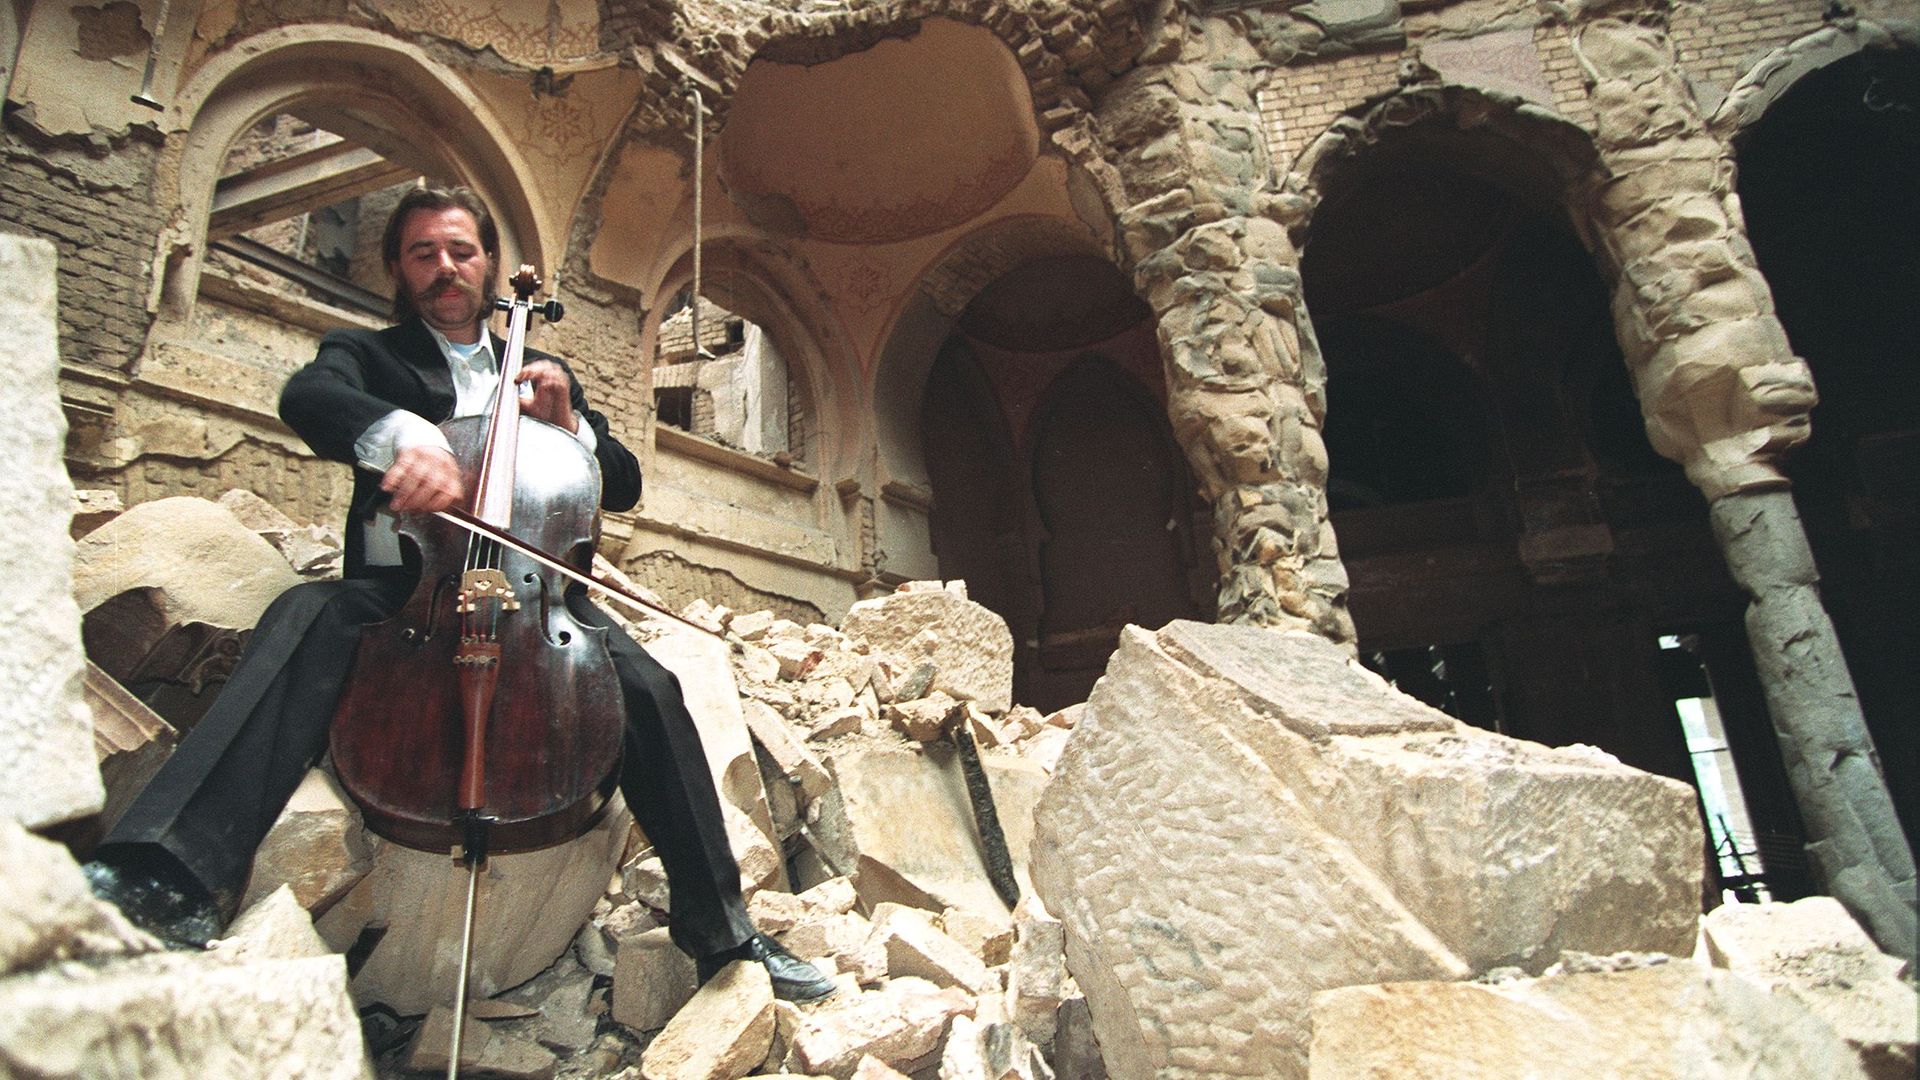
left=353, top=409, right=452, bottom=471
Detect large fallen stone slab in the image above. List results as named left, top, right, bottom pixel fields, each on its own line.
left=0, top=233, right=101, bottom=830
left=1307, top=961, right=1867, bottom=1079
left=840, top=582, right=1013, bottom=712
left=812, top=741, right=1048, bottom=918
left=328, top=794, right=633, bottom=1015
left=646, top=622, right=783, bottom=883
left=0, top=951, right=372, bottom=1079
left=1702, top=897, right=1916, bottom=1079
left=1031, top=622, right=1703, bottom=1080
left=71, top=496, right=301, bottom=727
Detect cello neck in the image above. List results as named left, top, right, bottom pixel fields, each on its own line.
left=469, top=267, right=543, bottom=527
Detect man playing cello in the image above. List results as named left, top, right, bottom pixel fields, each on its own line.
left=86, top=184, right=836, bottom=1003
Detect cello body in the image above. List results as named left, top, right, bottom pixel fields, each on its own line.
left=330, top=413, right=624, bottom=854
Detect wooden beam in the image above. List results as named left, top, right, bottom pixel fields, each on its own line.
left=209, top=140, right=416, bottom=240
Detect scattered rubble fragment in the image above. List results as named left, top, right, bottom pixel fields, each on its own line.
left=18, top=482, right=1914, bottom=1079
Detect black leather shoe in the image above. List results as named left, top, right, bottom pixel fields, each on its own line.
left=698, top=933, right=838, bottom=1002
left=82, top=852, right=224, bottom=950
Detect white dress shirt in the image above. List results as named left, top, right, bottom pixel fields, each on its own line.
left=352, top=325, right=598, bottom=566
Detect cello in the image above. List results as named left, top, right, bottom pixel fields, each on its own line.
left=330, top=266, right=624, bottom=1074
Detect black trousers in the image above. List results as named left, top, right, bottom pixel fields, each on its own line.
left=99, top=573, right=755, bottom=958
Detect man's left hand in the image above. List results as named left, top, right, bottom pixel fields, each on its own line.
left=517, top=360, right=578, bottom=433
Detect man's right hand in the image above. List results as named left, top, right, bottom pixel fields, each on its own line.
left=381, top=445, right=465, bottom=513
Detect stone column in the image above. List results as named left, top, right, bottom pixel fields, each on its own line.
left=1569, top=1, right=1914, bottom=956
left=1100, top=5, right=1354, bottom=646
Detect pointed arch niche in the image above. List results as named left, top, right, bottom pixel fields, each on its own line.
left=910, top=245, right=1210, bottom=711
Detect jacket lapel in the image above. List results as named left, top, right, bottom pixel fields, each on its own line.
left=390, top=318, right=457, bottom=421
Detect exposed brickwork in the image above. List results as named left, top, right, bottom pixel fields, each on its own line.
left=0, top=132, right=163, bottom=376
left=1669, top=0, right=1909, bottom=94
left=1260, top=50, right=1404, bottom=177
left=1258, top=0, right=1884, bottom=182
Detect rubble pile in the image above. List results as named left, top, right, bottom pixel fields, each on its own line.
left=14, top=486, right=1915, bottom=1079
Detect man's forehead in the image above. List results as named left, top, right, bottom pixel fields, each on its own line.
left=400, top=207, right=483, bottom=248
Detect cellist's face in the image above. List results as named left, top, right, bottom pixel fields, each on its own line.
left=391, top=206, right=493, bottom=344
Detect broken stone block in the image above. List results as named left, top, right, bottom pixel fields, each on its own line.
left=780, top=976, right=975, bottom=1077
left=72, top=496, right=302, bottom=729
left=0, top=231, right=102, bottom=830
left=83, top=660, right=180, bottom=836
left=771, top=638, right=826, bottom=681
left=940, top=1013, right=1055, bottom=1080
left=871, top=902, right=999, bottom=995
left=346, top=795, right=633, bottom=1015
left=731, top=610, right=780, bottom=641
left=816, top=742, right=1048, bottom=919
left=212, top=884, right=330, bottom=962
left=514, top=954, right=600, bottom=1054
left=1701, top=897, right=1916, bottom=1079
left=809, top=705, right=866, bottom=741
left=1, top=817, right=154, bottom=976
left=742, top=699, right=835, bottom=803
left=0, top=951, right=372, bottom=1079
left=216, top=488, right=342, bottom=578
left=613, top=925, right=698, bottom=1033
left=646, top=623, right=782, bottom=874
left=1307, top=961, right=1866, bottom=1079
left=941, top=906, right=1015, bottom=968
left=639, top=959, right=775, bottom=1080
left=850, top=1054, right=913, bottom=1079
left=841, top=588, right=1013, bottom=712
left=241, top=767, right=373, bottom=915
left=779, top=911, right=885, bottom=987
left=407, top=1005, right=558, bottom=1079
left=1008, top=894, right=1066, bottom=1049
left=1031, top=622, right=1703, bottom=1080
left=885, top=692, right=960, bottom=742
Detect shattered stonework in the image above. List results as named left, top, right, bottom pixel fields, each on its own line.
left=1031, top=620, right=1704, bottom=1079
left=1569, top=4, right=1916, bottom=960
left=1104, top=5, right=1354, bottom=644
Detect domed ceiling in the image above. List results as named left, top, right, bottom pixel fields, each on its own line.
left=718, top=19, right=1040, bottom=245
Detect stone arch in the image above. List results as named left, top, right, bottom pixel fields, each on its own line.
left=150, top=25, right=550, bottom=326
left=884, top=212, right=1202, bottom=707
left=1728, top=28, right=1920, bottom=843
left=1711, top=16, right=1919, bottom=138
left=1295, top=78, right=1723, bottom=795
left=1293, top=81, right=1602, bottom=245
left=873, top=214, right=1114, bottom=514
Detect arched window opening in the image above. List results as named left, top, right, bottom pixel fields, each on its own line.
left=203, top=111, right=428, bottom=319
left=652, top=288, right=803, bottom=465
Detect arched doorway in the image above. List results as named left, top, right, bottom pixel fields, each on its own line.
left=1303, top=102, right=1810, bottom=900
left=918, top=255, right=1209, bottom=711
left=1735, top=43, right=1920, bottom=840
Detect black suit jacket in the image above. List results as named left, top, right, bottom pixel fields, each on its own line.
left=279, top=317, right=642, bottom=577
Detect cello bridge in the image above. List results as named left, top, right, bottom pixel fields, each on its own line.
left=457, top=569, right=521, bottom=612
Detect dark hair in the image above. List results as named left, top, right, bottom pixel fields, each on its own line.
left=382, top=184, right=500, bottom=322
